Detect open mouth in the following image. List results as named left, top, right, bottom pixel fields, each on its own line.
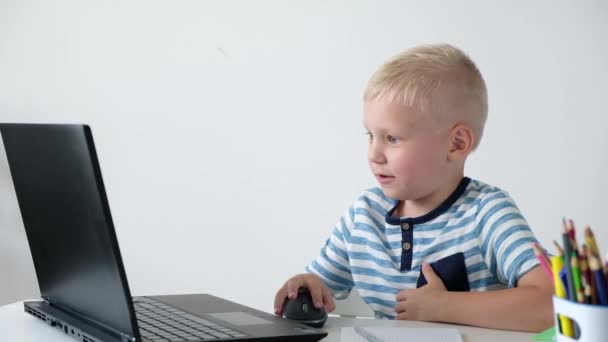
left=375, top=174, right=395, bottom=184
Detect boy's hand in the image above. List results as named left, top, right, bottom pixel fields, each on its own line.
left=395, top=263, right=448, bottom=321
left=273, top=273, right=336, bottom=316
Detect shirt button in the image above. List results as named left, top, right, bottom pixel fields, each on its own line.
left=401, top=223, right=410, bottom=230
left=403, top=242, right=411, bottom=251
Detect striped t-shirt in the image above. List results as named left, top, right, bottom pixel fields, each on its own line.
left=306, top=177, right=540, bottom=319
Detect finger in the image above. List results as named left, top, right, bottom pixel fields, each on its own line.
left=394, top=301, right=406, bottom=314
left=286, top=278, right=305, bottom=300
left=396, top=289, right=410, bottom=301
left=321, top=287, right=336, bottom=312
left=305, top=280, right=324, bottom=309
left=395, top=312, right=410, bottom=320
left=421, top=263, right=442, bottom=285
left=273, top=284, right=288, bottom=315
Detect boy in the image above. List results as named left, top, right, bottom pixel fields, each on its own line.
left=273, top=44, right=554, bottom=332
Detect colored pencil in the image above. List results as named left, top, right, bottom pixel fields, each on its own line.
left=584, top=282, right=592, bottom=304
left=553, top=240, right=564, bottom=257
left=604, top=252, right=608, bottom=280
left=532, top=243, right=553, bottom=280
left=567, top=219, right=576, bottom=241
left=605, top=253, right=608, bottom=283
left=584, top=226, right=600, bottom=257
left=580, top=245, right=598, bottom=304
left=567, top=220, right=580, bottom=256
left=561, top=223, right=576, bottom=302
left=590, top=256, right=608, bottom=305
left=571, top=256, right=583, bottom=303
left=576, top=288, right=585, bottom=304
left=552, top=256, right=573, bottom=337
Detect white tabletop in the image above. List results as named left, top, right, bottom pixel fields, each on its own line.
left=323, top=314, right=534, bottom=342
left=0, top=301, right=534, bottom=342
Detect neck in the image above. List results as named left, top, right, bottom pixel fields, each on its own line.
left=398, top=171, right=465, bottom=218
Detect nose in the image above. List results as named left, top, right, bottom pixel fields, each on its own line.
left=368, top=140, right=386, bottom=164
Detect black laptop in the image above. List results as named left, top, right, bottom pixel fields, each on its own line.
left=0, top=124, right=327, bottom=342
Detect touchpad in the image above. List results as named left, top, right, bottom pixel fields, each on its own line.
left=209, top=312, right=272, bottom=326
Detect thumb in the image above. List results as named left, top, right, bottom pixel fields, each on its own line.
left=422, top=263, right=443, bottom=286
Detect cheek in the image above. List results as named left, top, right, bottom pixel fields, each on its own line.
left=391, top=144, right=446, bottom=177
left=389, top=151, right=424, bottom=177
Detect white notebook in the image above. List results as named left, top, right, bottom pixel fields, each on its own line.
left=341, top=326, right=463, bottom=342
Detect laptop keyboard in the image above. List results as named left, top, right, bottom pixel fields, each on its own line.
left=134, top=297, right=247, bottom=341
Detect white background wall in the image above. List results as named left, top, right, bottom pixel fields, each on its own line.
left=1, top=0, right=607, bottom=311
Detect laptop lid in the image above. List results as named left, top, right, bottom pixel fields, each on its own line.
left=0, top=124, right=139, bottom=340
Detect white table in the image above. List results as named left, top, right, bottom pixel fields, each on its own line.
left=0, top=301, right=534, bottom=342
left=323, top=314, right=534, bottom=342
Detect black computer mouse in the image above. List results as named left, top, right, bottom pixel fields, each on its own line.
left=282, top=288, right=327, bottom=328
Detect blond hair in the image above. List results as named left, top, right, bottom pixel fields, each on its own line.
left=364, top=43, right=488, bottom=149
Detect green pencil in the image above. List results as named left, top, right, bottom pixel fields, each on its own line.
left=572, top=255, right=583, bottom=303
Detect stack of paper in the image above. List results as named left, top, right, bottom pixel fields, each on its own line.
left=341, top=326, right=463, bottom=342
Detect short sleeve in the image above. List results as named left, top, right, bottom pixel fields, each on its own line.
left=306, top=207, right=356, bottom=298
left=475, top=190, right=540, bottom=287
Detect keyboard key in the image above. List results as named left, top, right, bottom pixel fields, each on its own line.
left=134, top=298, right=247, bottom=340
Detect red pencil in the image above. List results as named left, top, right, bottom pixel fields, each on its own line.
left=567, top=219, right=576, bottom=241
left=581, top=245, right=598, bottom=304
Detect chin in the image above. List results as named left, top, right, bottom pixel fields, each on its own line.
left=379, top=187, right=404, bottom=200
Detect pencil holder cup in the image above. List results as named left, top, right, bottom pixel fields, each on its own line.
left=553, top=296, right=608, bottom=341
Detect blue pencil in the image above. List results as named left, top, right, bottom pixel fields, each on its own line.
left=590, top=256, right=608, bottom=305
left=559, top=268, right=569, bottom=295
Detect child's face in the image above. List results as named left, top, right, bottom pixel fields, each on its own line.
left=363, top=100, right=452, bottom=201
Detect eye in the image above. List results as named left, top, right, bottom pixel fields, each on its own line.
left=365, top=131, right=373, bottom=142
left=387, top=135, right=400, bottom=144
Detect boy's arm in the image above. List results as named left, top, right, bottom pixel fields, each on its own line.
left=305, top=207, right=356, bottom=297
left=275, top=205, right=357, bottom=314
left=396, top=264, right=554, bottom=332
left=397, top=189, right=554, bottom=332
left=441, top=266, right=554, bottom=331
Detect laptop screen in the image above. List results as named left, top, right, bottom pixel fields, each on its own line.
left=0, top=124, right=138, bottom=338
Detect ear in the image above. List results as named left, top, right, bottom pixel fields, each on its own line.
left=447, top=124, right=474, bottom=161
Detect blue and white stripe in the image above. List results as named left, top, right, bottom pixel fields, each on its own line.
left=306, top=178, right=539, bottom=319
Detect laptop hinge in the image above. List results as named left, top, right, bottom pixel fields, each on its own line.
left=43, top=297, right=137, bottom=342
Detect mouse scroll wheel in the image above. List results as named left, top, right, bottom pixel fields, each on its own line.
left=302, top=303, right=309, bottom=313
